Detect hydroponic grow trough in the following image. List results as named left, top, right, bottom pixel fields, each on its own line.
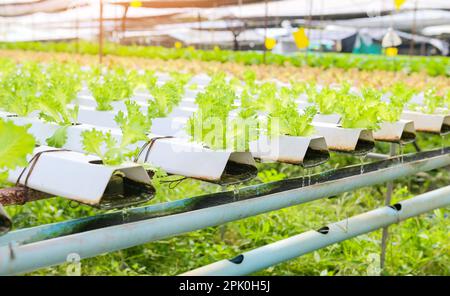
left=313, top=113, right=341, bottom=125
left=401, top=111, right=450, bottom=135
left=7, top=146, right=154, bottom=209
left=136, top=138, right=258, bottom=185
left=150, top=117, right=330, bottom=167
left=249, top=135, right=330, bottom=167
left=373, top=120, right=416, bottom=144
left=312, top=122, right=374, bottom=155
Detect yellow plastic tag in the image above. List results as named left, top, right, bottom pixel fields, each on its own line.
left=386, top=47, right=398, bottom=56
left=394, top=0, right=406, bottom=10
left=293, top=28, right=309, bottom=49
left=264, top=37, right=277, bottom=50
left=130, top=1, right=142, bottom=8
left=174, top=41, right=182, bottom=49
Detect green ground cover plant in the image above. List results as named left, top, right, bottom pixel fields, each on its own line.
left=1, top=41, right=448, bottom=76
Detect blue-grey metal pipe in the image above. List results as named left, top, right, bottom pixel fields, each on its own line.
left=0, top=152, right=449, bottom=275
left=181, top=185, right=450, bottom=276
left=0, top=197, right=192, bottom=246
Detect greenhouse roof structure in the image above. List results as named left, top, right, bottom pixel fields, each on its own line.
left=0, top=0, right=449, bottom=45
left=2, top=0, right=450, bottom=19
left=190, top=0, right=450, bottom=20
left=331, top=9, right=450, bottom=31
left=109, top=0, right=272, bottom=8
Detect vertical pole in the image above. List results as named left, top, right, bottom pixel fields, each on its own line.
left=237, top=0, right=243, bottom=51
left=198, top=11, right=202, bottom=50
left=420, top=42, right=425, bottom=56
left=380, top=143, right=397, bottom=271
left=319, top=0, right=324, bottom=52
left=233, top=32, right=239, bottom=51
left=305, top=0, right=313, bottom=61
left=121, top=5, right=129, bottom=44
left=113, top=0, right=117, bottom=48
left=99, top=0, right=104, bottom=64
left=409, top=0, right=418, bottom=56
left=75, top=11, right=79, bottom=53
left=263, top=0, right=268, bottom=64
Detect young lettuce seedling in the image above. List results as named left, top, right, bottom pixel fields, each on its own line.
left=307, top=84, right=337, bottom=115
left=186, top=72, right=240, bottom=150
left=38, top=63, right=83, bottom=147
left=169, top=71, right=192, bottom=87
left=310, top=84, right=384, bottom=130
left=141, top=70, right=158, bottom=91
left=88, top=67, right=138, bottom=111
left=338, top=93, right=381, bottom=130
left=242, top=70, right=257, bottom=94
left=377, top=83, right=416, bottom=123
left=0, top=61, right=44, bottom=116
left=266, top=99, right=317, bottom=137
left=81, top=100, right=151, bottom=166
left=409, top=87, right=445, bottom=114
left=147, top=75, right=189, bottom=118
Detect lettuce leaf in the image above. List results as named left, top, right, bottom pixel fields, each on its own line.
left=0, top=119, right=36, bottom=183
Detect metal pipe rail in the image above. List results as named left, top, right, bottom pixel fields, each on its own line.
left=366, top=152, right=390, bottom=160
left=181, top=185, right=450, bottom=276
left=1, top=147, right=449, bottom=247
left=0, top=148, right=449, bottom=275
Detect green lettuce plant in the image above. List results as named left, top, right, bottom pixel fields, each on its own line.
left=2, top=41, right=449, bottom=76
left=409, top=87, right=444, bottom=114
left=147, top=75, right=189, bottom=118
left=88, top=67, right=138, bottom=111
left=187, top=72, right=239, bottom=150
left=0, top=62, right=44, bottom=116
left=267, top=102, right=316, bottom=137
left=0, top=119, right=36, bottom=183
left=81, top=100, right=151, bottom=165
left=38, top=63, right=83, bottom=147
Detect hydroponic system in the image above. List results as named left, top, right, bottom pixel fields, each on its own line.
left=0, top=0, right=449, bottom=278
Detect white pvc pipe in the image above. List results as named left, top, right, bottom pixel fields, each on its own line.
left=181, top=185, right=450, bottom=276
